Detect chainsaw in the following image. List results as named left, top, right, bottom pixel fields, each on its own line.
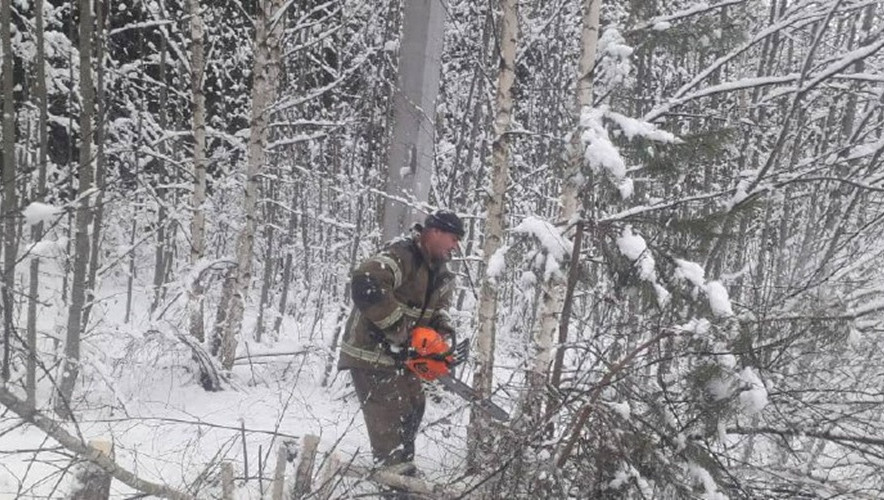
left=405, top=327, right=509, bottom=422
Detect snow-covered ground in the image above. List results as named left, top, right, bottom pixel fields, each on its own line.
left=0, top=257, right=476, bottom=499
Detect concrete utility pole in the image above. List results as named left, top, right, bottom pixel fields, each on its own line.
left=382, top=0, right=446, bottom=240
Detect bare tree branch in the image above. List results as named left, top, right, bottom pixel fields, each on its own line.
left=0, top=386, right=194, bottom=500
left=729, top=426, right=884, bottom=447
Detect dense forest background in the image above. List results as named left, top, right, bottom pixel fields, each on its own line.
left=2, top=0, right=884, bottom=498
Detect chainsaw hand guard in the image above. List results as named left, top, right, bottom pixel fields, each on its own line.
left=450, top=339, right=470, bottom=367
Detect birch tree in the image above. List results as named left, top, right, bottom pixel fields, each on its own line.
left=56, top=0, right=95, bottom=419
left=468, top=0, right=518, bottom=464
left=523, top=0, right=601, bottom=419
left=381, top=0, right=446, bottom=239
left=212, top=0, right=285, bottom=371
left=541, top=1, right=884, bottom=496
left=188, top=0, right=208, bottom=343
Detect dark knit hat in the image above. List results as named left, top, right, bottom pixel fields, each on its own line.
left=424, top=210, right=465, bottom=238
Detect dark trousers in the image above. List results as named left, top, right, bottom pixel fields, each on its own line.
left=350, top=368, right=426, bottom=465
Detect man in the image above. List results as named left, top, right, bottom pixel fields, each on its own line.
left=338, top=210, right=464, bottom=473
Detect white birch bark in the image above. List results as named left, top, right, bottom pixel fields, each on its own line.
left=525, top=0, right=601, bottom=416
left=0, top=0, right=15, bottom=383
left=467, top=0, right=517, bottom=462
left=188, top=0, right=208, bottom=343
left=212, top=0, right=284, bottom=370
left=56, top=0, right=95, bottom=419
left=381, top=0, right=446, bottom=239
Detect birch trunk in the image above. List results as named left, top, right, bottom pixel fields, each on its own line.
left=60, top=17, right=77, bottom=310
left=82, top=1, right=106, bottom=330
left=0, top=0, right=17, bottom=384
left=125, top=99, right=145, bottom=325
left=212, top=0, right=284, bottom=370
left=124, top=218, right=136, bottom=323
left=150, top=33, right=169, bottom=314
left=381, top=0, right=446, bottom=239
left=26, top=0, right=50, bottom=405
left=56, top=0, right=95, bottom=419
left=550, top=221, right=584, bottom=392
left=272, top=183, right=298, bottom=339
left=524, top=0, right=601, bottom=418
left=255, top=180, right=276, bottom=343
left=840, top=5, right=875, bottom=141
left=298, top=181, right=310, bottom=287
left=188, top=0, right=208, bottom=342
left=453, top=13, right=492, bottom=314
left=467, top=0, right=517, bottom=465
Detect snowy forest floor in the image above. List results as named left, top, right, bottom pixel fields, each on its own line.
left=0, top=258, right=490, bottom=499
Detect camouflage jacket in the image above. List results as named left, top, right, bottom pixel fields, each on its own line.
left=338, top=228, right=456, bottom=372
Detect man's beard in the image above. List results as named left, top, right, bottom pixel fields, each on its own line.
left=430, top=250, right=451, bottom=264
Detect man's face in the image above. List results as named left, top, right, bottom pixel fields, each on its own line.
left=423, top=228, right=460, bottom=262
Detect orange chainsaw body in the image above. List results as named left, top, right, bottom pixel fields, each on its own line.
left=404, top=327, right=454, bottom=381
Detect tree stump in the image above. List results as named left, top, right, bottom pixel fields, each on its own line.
left=69, top=439, right=113, bottom=500
left=292, top=434, right=319, bottom=498
left=317, top=452, right=341, bottom=500
left=271, top=440, right=296, bottom=500
left=220, top=461, right=235, bottom=499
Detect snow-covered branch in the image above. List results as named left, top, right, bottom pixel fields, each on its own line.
left=271, top=55, right=370, bottom=113
left=631, top=0, right=747, bottom=32
left=643, top=7, right=831, bottom=121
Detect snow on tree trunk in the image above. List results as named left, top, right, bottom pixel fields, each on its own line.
left=26, top=0, right=49, bottom=406
left=212, top=0, right=285, bottom=371
left=55, top=0, right=95, bottom=419
left=0, top=0, right=15, bottom=383
left=381, top=0, right=446, bottom=239
left=188, top=0, right=208, bottom=343
left=524, top=0, right=601, bottom=419
left=467, top=0, right=518, bottom=465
